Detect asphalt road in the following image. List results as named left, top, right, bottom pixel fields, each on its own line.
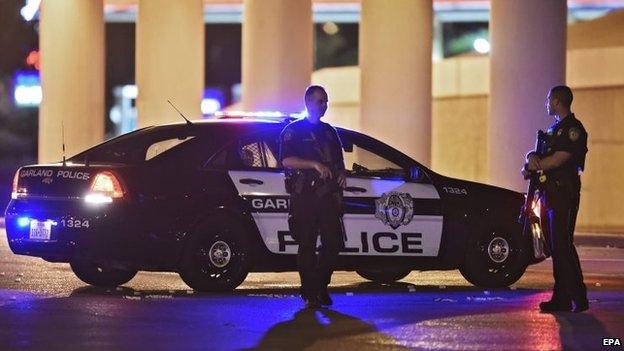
left=0, top=228, right=623, bottom=351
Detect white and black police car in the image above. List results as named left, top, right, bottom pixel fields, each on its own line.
left=5, top=112, right=545, bottom=291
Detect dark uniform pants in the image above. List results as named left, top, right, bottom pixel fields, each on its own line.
left=289, top=191, right=344, bottom=299
left=542, top=178, right=587, bottom=304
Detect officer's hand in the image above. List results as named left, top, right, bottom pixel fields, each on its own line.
left=337, top=172, right=347, bottom=188
left=313, top=162, right=332, bottom=179
left=527, top=154, right=540, bottom=171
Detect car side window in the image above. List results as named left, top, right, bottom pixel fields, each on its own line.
left=263, top=141, right=279, bottom=168
left=339, top=131, right=406, bottom=179
left=238, top=140, right=278, bottom=168
left=208, top=130, right=281, bottom=169
left=239, top=141, right=264, bottom=167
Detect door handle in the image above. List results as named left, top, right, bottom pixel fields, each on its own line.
left=344, top=186, right=367, bottom=193
left=239, top=178, right=264, bottom=185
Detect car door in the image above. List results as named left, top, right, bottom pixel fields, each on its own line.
left=338, top=131, right=444, bottom=257
left=224, top=130, right=294, bottom=255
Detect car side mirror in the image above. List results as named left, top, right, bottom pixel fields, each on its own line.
left=408, top=166, right=423, bottom=182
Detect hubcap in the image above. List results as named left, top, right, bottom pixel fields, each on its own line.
left=208, top=240, right=232, bottom=268
left=487, top=237, right=510, bottom=263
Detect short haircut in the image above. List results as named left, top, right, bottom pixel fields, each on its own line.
left=550, top=85, right=573, bottom=109
left=304, top=85, right=327, bottom=103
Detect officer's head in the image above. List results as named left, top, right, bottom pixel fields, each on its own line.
left=304, top=85, right=328, bottom=122
left=546, top=85, right=573, bottom=116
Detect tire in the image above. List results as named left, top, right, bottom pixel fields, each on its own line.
left=70, top=261, right=137, bottom=287
left=459, top=226, right=528, bottom=288
left=356, top=268, right=412, bottom=284
left=178, top=217, right=252, bottom=292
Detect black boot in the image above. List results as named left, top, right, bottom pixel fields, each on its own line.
left=572, top=299, right=589, bottom=313
left=303, top=296, right=321, bottom=309
left=317, top=289, right=333, bottom=306
left=539, top=299, right=572, bottom=312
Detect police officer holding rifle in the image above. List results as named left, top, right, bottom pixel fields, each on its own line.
left=522, top=85, right=589, bottom=313
left=520, top=129, right=548, bottom=261
left=279, top=85, right=346, bottom=309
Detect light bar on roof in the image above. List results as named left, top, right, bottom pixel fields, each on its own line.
left=214, top=110, right=308, bottom=119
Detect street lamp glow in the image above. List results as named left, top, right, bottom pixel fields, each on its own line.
left=473, top=38, right=491, bottom=54
left=322, top=22, right=339, bottom=35
left=14, top=85, right=42, bottom=106
left=201, top=98, right=221, bottom=115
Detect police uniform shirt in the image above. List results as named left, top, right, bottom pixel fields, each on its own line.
left=546, top=113, right=588, bottom=178
left=279, top=118, right=345, bottom=175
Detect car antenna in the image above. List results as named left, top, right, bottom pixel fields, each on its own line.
left=61, top=120, right=67, bottom=167
left=167, top=99, right=194, bottom=126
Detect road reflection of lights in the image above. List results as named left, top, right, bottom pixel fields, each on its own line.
left=524, top=292, right=563, bottom=351
left=384, top=310, right=562, bottom=350
left=316, top=311, right=331, bottom=326
left=355, top=292, right=563, bottom=350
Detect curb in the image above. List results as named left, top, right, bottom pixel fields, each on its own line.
left=575, top=232, right=624, bottom=249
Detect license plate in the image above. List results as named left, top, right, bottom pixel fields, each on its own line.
left=29, top=220, right=52, bottom=240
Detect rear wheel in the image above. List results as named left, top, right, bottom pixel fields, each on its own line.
left=459, top=226, right=528, bottom=288
left=356, top=268, right=412, bottom=284
left=179, top=217, right=252, bottom=292
left=70, top=261, right=137, bottom=287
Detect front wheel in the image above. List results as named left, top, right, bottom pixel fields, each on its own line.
left=459, top=227, right=528, bottom=288
left=70, top=261, right=137, bottom=287
left=178, top=218, right=251, bottom=292
left=356, top=268, right=412, bottom=284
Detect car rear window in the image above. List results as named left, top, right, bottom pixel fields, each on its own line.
left=145, top=137, right=195, bottom=161
left=69, top=128, right=204, bottom=164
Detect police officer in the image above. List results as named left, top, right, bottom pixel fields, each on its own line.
left=523, top=85, right=589, bottom=313
left=279, top=85, right=346, bottom=308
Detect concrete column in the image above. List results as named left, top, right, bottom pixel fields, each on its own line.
left=39, top=0, right=104, bottom=163
left=242, top=0, right=313, bottom=112
left=488, top=0, right=567, bottom=191
left=359, top=0, right=433, bottom=166
left=136, top=0, right=204, bottom=127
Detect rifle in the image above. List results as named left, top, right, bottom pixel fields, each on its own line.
left=519, top=130, right=549, bottom=260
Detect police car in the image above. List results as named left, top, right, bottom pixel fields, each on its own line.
left=5, top=112, right=545, bottom=291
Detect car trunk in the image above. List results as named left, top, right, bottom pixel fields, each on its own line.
left=15, top=163, right=125, bottom=198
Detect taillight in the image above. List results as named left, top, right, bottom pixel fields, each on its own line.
left=85, top=171, right=124, bottom=204
left=11, top=169, right=27, bottom=200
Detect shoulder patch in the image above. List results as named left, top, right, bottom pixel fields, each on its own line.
left=568, top=127, right=580, bottom=142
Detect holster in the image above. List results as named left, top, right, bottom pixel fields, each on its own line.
left=285, top=170, right=309, bottom=194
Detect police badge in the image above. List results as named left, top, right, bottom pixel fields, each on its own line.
left=569, top=127, right=580, bottom=142
left=375, top=192, right=415, bottom=229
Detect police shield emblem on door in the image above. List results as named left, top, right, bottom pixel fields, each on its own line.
left=375, top=192, right=414, bottom=229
